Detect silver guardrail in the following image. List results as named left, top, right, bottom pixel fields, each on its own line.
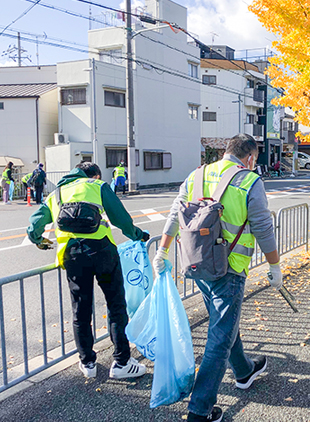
left=0, top=264, right=108, bottom=393
left=0, top=204, right=308, bottom=392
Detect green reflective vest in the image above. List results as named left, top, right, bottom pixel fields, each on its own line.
left=115, top=166, right=125, bottom=178
left=187, top=160, right=260, bottom=274
left=22, top=173, right=32, bottom=183
left=46, top=178, right=115, bottom=268
left=2, top=169, right=11, bottom=185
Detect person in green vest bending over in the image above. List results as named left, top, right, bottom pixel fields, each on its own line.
left=27, top=162, right=150, bottom=379
left=153, top=134, right=283, bottom=422
left=112, top=160, right=127, bottom=195
left=1, top=161, right=14, bottom=204
left=22, top=172, right=34, bottom=201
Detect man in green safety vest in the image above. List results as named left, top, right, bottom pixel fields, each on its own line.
left=153, top=134, right=283, bottom=422
left=21, top=172, right=34, bottom=201
left=27, top=162, right=150, bottom=380
left=112, top=160, right=127, bottom=195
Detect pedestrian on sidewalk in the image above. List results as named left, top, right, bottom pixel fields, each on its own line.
left=112, top=160, right=127, bottom=195
left=30, top=163, right=46, bottom=205
left=1, top=161, right=14, bottom=204
left=153, top=134, right=283, bottom=422
left=27, top=162, right=150, bottom=380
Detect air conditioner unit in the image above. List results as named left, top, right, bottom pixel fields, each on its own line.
left=54, top=133, right=69, bottom=145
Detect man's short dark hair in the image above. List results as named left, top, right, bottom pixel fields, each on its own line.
left=75, top=162, right=102, bottom=179
left=226, top=134, right=258, bottom=159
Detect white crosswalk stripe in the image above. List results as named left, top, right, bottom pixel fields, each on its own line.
left=140, top=208, right=166, bottom=221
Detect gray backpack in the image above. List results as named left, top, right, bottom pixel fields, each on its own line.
left=178, top=164, right=249, bottom=281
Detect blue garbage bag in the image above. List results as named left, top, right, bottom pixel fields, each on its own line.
left=117, top=239, right=153, bottom=318
left=9, top=181, right=14, bottom=201
left=110, top=178, right=115, bottom=192
left=126, top=269, right=195, bottom=408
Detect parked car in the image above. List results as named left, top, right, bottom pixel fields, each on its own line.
left=298, top=152, right=310, bottom=169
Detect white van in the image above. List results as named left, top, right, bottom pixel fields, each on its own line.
left=298, top=152, right=310, bottom=169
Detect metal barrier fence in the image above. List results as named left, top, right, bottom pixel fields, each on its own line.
left=0, top=171, right=68, bottom=200
left=0, top=204, right=308, bottom=392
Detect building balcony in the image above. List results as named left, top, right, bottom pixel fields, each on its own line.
left=244, top=123, right=264, bottom=141
left=244, top=88, right=264, bottom=107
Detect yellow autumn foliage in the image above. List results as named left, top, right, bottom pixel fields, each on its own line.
left=249, top=0, right=310, bottom=141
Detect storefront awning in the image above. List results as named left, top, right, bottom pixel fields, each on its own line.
left=0, top=156, right=24, bottom=167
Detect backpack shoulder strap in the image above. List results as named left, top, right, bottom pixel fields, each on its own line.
left=212, top=166, right=251, bottom=202
left=55, top=186, right=62, bottom=207
left=192, top=164, right=206, bottom=201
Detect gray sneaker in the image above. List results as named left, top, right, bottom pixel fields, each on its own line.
left=79, top=361, right=97, bottom=378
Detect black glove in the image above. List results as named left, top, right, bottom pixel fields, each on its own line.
left=141, top=231, right=150, bottom=242
left=36, top=238, right=54, bottom=250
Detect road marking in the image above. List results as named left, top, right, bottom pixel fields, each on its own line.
left=140, top=208, right=166, bottom=221
left=0, top=226, right=28, bottom=233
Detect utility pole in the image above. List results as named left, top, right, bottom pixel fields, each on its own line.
left=125, top=0, right=137, bottom=191
left=17, top=32, right=21, bottom=67
left=91, top=57, right=98, bottom=164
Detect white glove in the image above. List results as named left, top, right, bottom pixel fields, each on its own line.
left=268, top=262, right=283, bottom=290
left=153, top=246, right=170, bottom=275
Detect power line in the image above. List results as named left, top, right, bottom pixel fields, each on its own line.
left=24, top=0, right=114, bottom=27
left=0, top=0, right=42, bottom=37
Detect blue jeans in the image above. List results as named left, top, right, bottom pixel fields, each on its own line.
left=188, top=272, right=254, bottom=417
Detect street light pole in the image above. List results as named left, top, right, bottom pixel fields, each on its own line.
left=125, top=0, right=137, bottom=191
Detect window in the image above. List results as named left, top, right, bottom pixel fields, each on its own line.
left=247, top=79, right=255, bottom=88
left=81, top=155, right=92, bottom=162
left=188, top=62, right=198, bottom=78
left=0, top=102, right=4, bottom=110
left=99, top=48, right=122, bottom=64
left=246, top=114, right=255, bottom=124
left=144, top=152, right=172, bottom=170
left=60, top=88, right=86, bottom=105
left=283, top=121, right=293, bottom=131
left=104, top=90, right=125, bottom=108
left=253, top=88, right=264, bottom=103
left=202, top=111, right=216, bottom=121
left=106, top=149, right=127, bottom=168
left=202, top=75, right=216, bottom=85
left=188, top=105, right=199, bottom=120
left=135, top=149, right=140, bottom=167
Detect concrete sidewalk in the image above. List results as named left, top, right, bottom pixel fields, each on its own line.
left=1, top=250, right=310, bottom=422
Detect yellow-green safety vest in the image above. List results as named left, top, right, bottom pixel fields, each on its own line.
left=187, top=160, right=260, bottom=274
left=2, top=169, right=11, bottom=185
left=46, top=178, right=115, bottom=268
left=22, top=173, right=32, bottom=183
left=114, top=166, right=125, bottom=178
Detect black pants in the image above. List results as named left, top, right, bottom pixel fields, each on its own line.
left=64, top=237, right=130, bottom=365
left=35, top=185, right=43, bottom=204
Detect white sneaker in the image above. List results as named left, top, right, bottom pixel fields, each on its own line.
left=109, top=357, right=146, bottom=379
left=79, top=361, right=97, bottom=378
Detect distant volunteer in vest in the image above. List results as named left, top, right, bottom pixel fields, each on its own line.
left=112, top=161, right=127, bottom=195
left=27, top=162, right=150, bottom=380
left=1, top=161, right=14, bottom=204
left=153, top=134, right=283, bottom=422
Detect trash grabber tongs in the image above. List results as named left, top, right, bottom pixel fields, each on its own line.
left=267, top=272, right=299, bottom=313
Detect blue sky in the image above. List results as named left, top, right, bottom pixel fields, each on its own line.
left=0, top=0, right=275, bottom=67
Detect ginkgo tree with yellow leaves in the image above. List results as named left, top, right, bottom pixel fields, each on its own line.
left=249, top=0, right=310, bottom=140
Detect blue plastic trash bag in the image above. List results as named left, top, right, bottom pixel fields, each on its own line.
left=126, top=270, right=195, bottom=408
left=118, top=239, right=153, bottom=318
left=110, top=178, right=115, bottom=192
left=9, top=181, right=14, bottom=201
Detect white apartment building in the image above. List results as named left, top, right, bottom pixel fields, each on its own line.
left=200, top=58, right=265, bottom=159
left=46, top=0, right=201, bottom=187
left=0, top=65, right=58, bottom=173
